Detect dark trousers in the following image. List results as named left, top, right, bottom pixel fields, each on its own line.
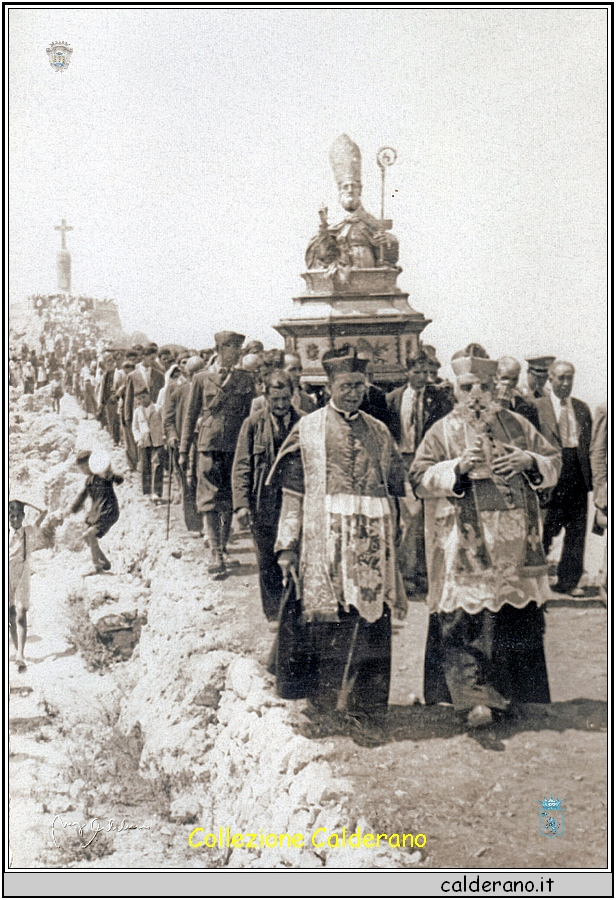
left=102, top=401, right=121, bottom=445
left=251, top=515, right=283, bottom=621
left=123, top=421, right=138, bottom=471
left=140, top=446, right=165, bottom=497
left=542, top=450, right=588, bottom=591
left=180, top=444, right=203, bottom=532
left=424, top=603, right=550, bottom=711
left=196, top=451, right=234, bottom=515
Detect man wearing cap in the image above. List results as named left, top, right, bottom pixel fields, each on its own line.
left=409, top=354, right=561, bottom=728
left=165, top=355, right=205, bottom=534
left=386, top=348, right=455, bottom=593
left=535, top=360, right=593, bottom=596
left=520, top=356, right=556, bottom=402
left=179, top=332, right=255, bottom=575
left=269, top=350, right=407, bottom=739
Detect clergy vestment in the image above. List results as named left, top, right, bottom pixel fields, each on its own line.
left=409, top=405, right=561, bottom=712
left=271, top=404, right=407, bottom=719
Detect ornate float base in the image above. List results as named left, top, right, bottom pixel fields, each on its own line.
left=275, top=282, right=431, bottom=390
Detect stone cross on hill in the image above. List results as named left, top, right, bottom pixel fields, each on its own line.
left=55, top=219, right=73, bottom=292
left=54, top=218, right=73, bottom=250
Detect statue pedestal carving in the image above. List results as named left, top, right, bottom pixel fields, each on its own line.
left=275, top=268, right=431, bottom=389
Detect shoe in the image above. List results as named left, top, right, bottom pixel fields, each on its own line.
left=207, top=552, right=226, bottom=577
left=550, top=582, right=572, bottom=595
left=346, top=713, right=385, bottom=746
left=570, top=587, right=585, bottom=598
left=222, top=553, right=240, bottom=569
left=99, top=560, right=112, bottom=571
left=467, top=704, right=493, bottom=728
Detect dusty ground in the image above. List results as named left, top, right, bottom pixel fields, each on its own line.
left=8, top=394, right=608, bottom=869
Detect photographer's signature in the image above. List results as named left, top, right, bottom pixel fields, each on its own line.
left=52, top=815, right=150, bottom=849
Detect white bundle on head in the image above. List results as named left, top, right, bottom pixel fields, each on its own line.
left=88, top=446, right=111, bottom=476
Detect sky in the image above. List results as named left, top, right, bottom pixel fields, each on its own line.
left=8, top=7, right=608, bottom=408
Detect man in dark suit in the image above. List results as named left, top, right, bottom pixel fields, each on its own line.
left=232, top=370, right=301, bottom=621
left=535, top=360, right=593, bottom=595
left=386, top=348, right=455, bottom=593
left=165, top=355, right=205, bottom=534
left=123, top=345, right=166, bottom=471
left=386, top=349, right=455, bottom=456
left=283, top=353, right=318, bottom=414
left=357, top=354, right=391, bottom=427
left=179, top=332, right=255, bottom=576
left=97, top=352, right=121, bottom=445
left=495, top=356, right=541, bottom=430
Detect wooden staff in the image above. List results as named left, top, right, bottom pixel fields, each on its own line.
left=336, top=620, right=360, bottom=712
left=165, top=447, right=173, bottom=541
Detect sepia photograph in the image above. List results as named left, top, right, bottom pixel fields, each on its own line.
left=6, top=4, right=610, bottom=894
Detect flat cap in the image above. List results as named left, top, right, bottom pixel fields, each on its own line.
left=214, top=331, right=245, bottom=347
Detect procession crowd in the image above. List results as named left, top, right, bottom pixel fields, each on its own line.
left=8, top=302, right=608, bottom=742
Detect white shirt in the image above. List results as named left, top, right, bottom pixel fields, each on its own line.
left=550, top=392, right=579, bottom=448
left=132, top=403, right=165, bottom=447
left=400, top=385, right=422, bottom=454
left=136, top=362, right=152, bottom=390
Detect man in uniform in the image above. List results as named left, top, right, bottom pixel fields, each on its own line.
left=179, top=332, right=254, bottom=576
left=519, top=356, right=556, bottom=402
left=410, top=355, right=561, bottom=728
left=271, top=351, right=407, bottom=740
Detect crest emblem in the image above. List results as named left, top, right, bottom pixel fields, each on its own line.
left=46, top=42, right=72, bottom=72
left=538, top=795, right=565, bottom=838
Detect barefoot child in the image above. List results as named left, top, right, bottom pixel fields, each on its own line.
left=9, top=496, right=48, bottom=672
left=69, top=450, right=123, bottom=573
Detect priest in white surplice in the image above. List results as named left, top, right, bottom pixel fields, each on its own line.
left=409, top=355, right=561, bottom=728
left=270, top=351, right=407, bottom=741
